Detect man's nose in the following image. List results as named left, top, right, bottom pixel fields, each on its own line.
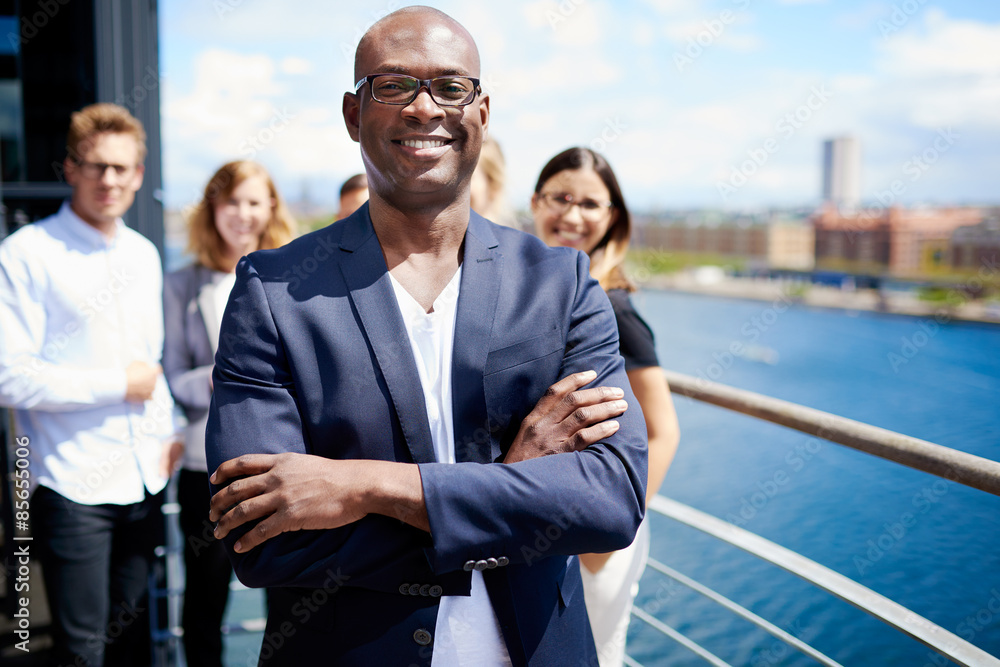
left=403, top=87, right=446, bottom=122
left=99, top=166, right=118, bottom=186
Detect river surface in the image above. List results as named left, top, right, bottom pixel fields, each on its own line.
left=627, top=289, right=1000, bottom=666
left=217, top=287, right=1000, bottom=666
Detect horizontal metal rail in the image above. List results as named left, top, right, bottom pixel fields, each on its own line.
left=643, top=557, right=844, bottom=667
left=662, top=369, right=1000, bottom=497
left=629, top=605, right=731, bottom=667
left=647, top=495, right=1000, bottom=667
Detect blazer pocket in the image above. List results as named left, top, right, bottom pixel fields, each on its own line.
left=484, top=327, right=563, bottom=376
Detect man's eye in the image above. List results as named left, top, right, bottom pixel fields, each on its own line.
left=436, top=80, right=471, bottom=98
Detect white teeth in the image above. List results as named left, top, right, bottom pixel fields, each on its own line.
left=401, top=139, right=447, bottom=148
left=558, top=230, right=583, bottom=241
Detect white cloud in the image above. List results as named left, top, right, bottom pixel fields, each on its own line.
left=663, top=14, right=761, bottom=53
left=522, top=0, right=605, bottom=47
left=878, top=9, right=1000, bottom=77
left=871, top=10, right=1000, bottom=129
left=280, top=56, right=313, bottom=75
left=162, top=49, right=361, bottom=208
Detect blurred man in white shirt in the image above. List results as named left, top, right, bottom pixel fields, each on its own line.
left=0, top=102, right=180, bottom=666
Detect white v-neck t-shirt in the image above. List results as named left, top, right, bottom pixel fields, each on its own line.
left=388, top=266, right=512, bottom=666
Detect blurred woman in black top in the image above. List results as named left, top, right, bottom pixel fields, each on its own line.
left=531, top=147, right=681, bottom=667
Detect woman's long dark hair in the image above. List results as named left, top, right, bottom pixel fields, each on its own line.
left=534, top=147, right=633, bottom=291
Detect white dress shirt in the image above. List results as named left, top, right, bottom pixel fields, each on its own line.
left=389, top=266, right=512, bottom=666
left=0, top=201, right=177, bottom=505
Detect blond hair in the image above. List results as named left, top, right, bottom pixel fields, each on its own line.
left=66, top=103, right=147, bottom=162
left=187, top=161, right=296, bottom=272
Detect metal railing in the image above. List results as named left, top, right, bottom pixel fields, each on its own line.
left=624, top=370, right=1000, bottom=667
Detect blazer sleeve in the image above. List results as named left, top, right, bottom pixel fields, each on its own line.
left=418, top=251, right=648, bottom=574
left=206, top=257, right=436, bottom=590
left=162, top=268, right=214, bottom=416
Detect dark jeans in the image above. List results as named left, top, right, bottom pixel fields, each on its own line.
left=178, top=469, right=233, bottom=667
left=32, top=486, right=162, bottom=667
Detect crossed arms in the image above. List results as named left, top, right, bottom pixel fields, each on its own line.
left=206, top=250, right=647, bottom=588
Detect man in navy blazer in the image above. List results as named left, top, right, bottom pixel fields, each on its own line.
left=207, top=6, right=647, bottom=665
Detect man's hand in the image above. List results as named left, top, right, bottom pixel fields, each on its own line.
left=159, top=437, right=184, bottom=478
left=125, top=361, right=161, bottom=403
left=504, top=370, right=627, bottom=464
left=209, top=454, right=427, bottom=553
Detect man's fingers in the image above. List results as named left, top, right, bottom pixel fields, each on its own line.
left=209, top=471, right=270, bottom=522
left=567, top=420, right=621, bottom=451
left=212, top=490, right=275, bottom=540
left=210, top=453, right=278, bottom=485
left=566, top=399, right=627, bottom=429
left=231, top=513, right=285, bottom=553
left=537, top=370, right=598, bottom=408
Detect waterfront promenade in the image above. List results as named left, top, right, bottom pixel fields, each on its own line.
left=647, top=272, right=1000, bottom=325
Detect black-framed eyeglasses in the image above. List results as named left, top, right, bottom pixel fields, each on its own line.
left=354, top=74, right=481, bottom=107
left=538, top=192, right=613, bottom=223
left=73, top=160, right=137, bottom=181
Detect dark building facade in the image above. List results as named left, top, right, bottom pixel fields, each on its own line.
left=1, top=0, right=163, bottom=250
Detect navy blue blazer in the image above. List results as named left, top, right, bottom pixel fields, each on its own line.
left=206, top=206, right=647, bottom=666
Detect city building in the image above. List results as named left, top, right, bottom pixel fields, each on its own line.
left=812, top=205, right=984, bottom=276
left=951, top=215, right=1000, bottom=271
left=822, top=136, right=861, bottom=212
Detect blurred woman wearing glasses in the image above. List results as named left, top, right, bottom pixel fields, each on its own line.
left=531, top=147, right=681, bottom=667
left=163, top=160, right=295, bottom=667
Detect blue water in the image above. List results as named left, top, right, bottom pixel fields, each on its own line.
left=628, top=289, right=1000, bottom=666
left=219, top=289, right=1000, bottom=666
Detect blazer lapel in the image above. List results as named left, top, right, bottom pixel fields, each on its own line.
left=196, top=267, right=223, bottom=354
left=338, top=207, right=437, bottom=464
left=452, top=212, right=502, bottom=464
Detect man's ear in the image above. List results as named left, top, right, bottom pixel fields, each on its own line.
left=130, top=163, right=146, bottom=192
left=343, top=92, right=361, bottom=143
left=63, top=157, right=79, bottom=187
left=479, top=93, right=490, bottom=136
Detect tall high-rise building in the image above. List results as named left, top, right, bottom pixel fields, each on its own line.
left=822, top=136, right=861, bottom=211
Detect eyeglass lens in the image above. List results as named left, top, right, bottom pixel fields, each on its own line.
left=370, top=75, right=477, bottom=106
left=543, top=194, right=611, bottom=221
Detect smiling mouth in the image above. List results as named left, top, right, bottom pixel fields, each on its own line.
left=396, top=139, right=451, bottom=149
left=556, top=229, right=584, bottom=242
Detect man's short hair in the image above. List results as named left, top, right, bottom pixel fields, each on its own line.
left=340, top=173, right=368, bottom=198
left=66, top=103, right=147, bottom=163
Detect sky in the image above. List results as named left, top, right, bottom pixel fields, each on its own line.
left=159, top=0, right=1000, bottom=214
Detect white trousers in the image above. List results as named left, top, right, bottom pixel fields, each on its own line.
left=581, top=517, right=650, bottom=667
